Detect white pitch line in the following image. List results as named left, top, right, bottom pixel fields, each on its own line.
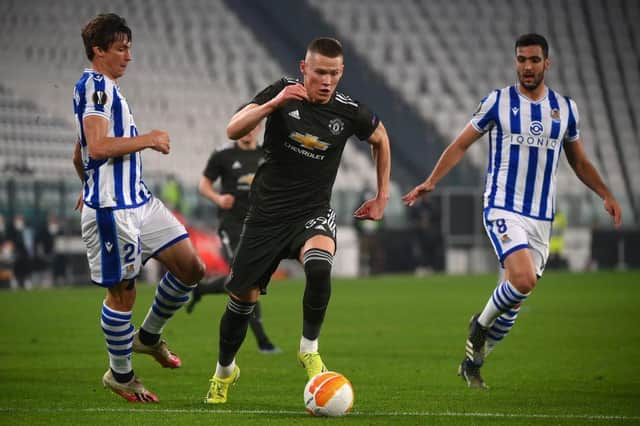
left=0, top=407, right=638, bottom=421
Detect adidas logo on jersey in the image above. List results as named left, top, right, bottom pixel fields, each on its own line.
left=288, top=109, right=301, bottom=120
left=232, top=161, right=242, bottom=169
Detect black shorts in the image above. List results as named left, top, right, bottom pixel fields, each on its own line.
left=218, top=222, right=243, bottom=263
left=225, top=207, right=336, bottom=294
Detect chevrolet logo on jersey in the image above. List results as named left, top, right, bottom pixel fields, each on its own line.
left=237, top=173, right=255, bottom=189
left=289, top=132, right=330, bottom=151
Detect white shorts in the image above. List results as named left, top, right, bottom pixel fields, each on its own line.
left=81, top=197, right=188, bottom=286
left=483, top=207, right=551, bottom=276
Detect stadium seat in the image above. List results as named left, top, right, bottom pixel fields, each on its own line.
left=307, top=0, right=638, bottom=225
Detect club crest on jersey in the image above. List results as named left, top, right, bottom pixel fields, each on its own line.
left=529, top=121, right=544, bottom=136
left=93, top=90, right=108, bottom=106
left=328, top=118, right=344, bottom=135
left=289, top=132, right=330, bottom=151
left=550, top=108, right=561, bottom=122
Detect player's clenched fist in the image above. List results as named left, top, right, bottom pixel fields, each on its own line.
left=272, top=83, right=309, bottom=107
left=149, top=129, right=170, bottom=154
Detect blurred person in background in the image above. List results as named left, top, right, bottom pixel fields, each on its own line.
left=547, top=210, right=568, bottom=269
left=188, top=113, right=281, bottom=354
left=404, top=33, right=621, bottom=389
left=406, top=195, right=444, bottom=274
left=353, top=185, right=384, bottom=275
left=203, top=37, right=391, bottom=404
left=73, top=13, right=205, bottom=403
left=33, top=214, right=62, bottom=287
left=7, top=213, right=34, bottom=289
left=160, top=174, right=184, bottom=214
left=0, top=214, right=15, bottom=289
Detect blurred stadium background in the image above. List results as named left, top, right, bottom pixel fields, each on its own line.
left=1, top=0, right=639, bottom=288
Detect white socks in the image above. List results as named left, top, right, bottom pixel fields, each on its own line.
left=478, top=280, right=528, bottom=327
left=300, top=336, right=318, bottom=353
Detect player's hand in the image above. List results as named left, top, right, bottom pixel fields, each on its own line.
left=604, top=196, right=622, bottom=228
left=216, top=194, right=235, bottom=210
left=149, top=129, right=170, bottom=154
left=271, top=83, right=309, bottom=107
left=353, top=197, right=386, bottom=221
left=402, top=181, right=435, bottom=207
left=74, top=192, right=83, bottom=212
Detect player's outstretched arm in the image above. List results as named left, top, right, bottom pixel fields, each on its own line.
left=403, top=123, right=482, bottom=207
left=564, top=139, right=622, bottom=227
left=353, top=122, right=390, bottom=221
left=83, top=115, right=169, bottom=160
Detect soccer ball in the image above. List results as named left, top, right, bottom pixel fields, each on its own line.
left=303, top=371, right=354, bottom=417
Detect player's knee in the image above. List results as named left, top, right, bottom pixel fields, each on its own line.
left=106, top=279, right=136, bottom=311
left=172, top=255, right=205, bottom=286
left=509, top=271, right=537, bottom=293
left=192, top=255, right=206, bottom=282
left=303, top=252, right=332, bottom=287
left=303, top=249, right=333, bottom=308
left=229, top=288, right=260, bottom=304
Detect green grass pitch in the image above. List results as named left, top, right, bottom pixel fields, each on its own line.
left=1, top=270, right=639, bottom=425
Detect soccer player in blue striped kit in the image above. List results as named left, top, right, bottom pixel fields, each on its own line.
left=403, top=33, right=622, bottom=388
left=72, top=14, right=205, bottom=402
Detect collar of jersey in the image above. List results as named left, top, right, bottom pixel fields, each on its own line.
left=85, top=68, right=116, bottom=85
left=514, top=84, right=549, bottom=104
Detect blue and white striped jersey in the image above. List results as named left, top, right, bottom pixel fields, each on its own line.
left=471, top=85, right=580, bottom=221
left=73, top=69, right=151, bottom=209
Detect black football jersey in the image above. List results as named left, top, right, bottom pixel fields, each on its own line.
left=202, top=142, right=264, bottom=227
left=247, top=77, right=380, bottom=223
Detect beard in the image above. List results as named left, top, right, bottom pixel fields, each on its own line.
left=518, top=71, right=544, bottom=91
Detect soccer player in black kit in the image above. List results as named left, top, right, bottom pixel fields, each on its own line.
left=188, top=118, right=280, bottom=354
left=204, top=37, right=391, bottom=404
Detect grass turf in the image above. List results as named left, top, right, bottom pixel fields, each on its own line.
left=1, top=270, right=639, bottom=425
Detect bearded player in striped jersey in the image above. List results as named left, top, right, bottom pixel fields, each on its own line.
left=203, top=37, right=391, bottom=404
left=403, top=33, right=622, bottom=388
left=72, top=13, right=205, bottom=402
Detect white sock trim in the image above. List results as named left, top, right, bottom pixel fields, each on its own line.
left=299, top=336, right=318, bottom=353
left=215, top=360, right=236, bottom=378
